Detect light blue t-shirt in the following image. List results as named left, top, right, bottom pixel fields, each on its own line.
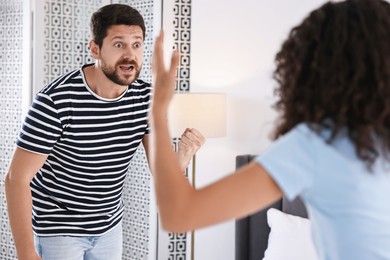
left=256, top=123, right=390, bottom=260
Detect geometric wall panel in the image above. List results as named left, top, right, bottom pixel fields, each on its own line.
left=42, top=0, right=104, bottom=84
left=173, top=0, right=191, bottom=92
left=158, top=0, right=193, bottom=259
left=0, top=0, right=24, bottom=259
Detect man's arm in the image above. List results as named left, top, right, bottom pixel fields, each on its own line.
left=142, top=129, right=204, bottom=174
left=5, top=147, right=48, bottom=260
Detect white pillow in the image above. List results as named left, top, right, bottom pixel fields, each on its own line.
left=262, top=208, right=319, bottom=260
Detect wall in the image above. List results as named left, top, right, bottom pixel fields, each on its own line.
left=189, top=1, right=329, bottom=259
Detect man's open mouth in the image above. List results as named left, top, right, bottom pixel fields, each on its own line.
left=119, top=65, right=135, bottom=71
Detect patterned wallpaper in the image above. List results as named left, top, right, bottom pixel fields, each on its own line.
left=41, top=0, right=98, bottom=83
left=159, top=0, right=193, bottom=259
left=173, top=0, right=191, bottom=92
left=0, top=0, right=24, bottom=259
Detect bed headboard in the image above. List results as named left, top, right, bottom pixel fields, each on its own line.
left=235, top=154, right=308, bottom=260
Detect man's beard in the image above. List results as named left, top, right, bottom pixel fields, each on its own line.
left=101, top=59, right=142, bottom=86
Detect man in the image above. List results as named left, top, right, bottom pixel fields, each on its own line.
left=5, top=4, right=204, bottom=260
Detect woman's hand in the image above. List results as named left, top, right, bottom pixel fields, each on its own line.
left=151, top=31, right=180, bottom=114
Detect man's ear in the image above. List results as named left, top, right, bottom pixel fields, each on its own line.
left=89, top=40, right=100, bottom=59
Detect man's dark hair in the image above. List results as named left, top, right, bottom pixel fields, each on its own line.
left=272, top=0, right=390, bottom=168
left=90, top=4, right=145, bottom=48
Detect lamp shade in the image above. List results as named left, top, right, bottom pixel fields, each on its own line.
left=168, top=93, right=226, bottom=138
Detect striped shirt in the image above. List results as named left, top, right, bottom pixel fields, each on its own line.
left=17, top=64, right=151, bottom=236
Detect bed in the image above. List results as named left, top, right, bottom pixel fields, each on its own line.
left=235, top=154, right=309, bottom=260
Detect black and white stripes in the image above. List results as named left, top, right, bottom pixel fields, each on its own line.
left=17, top=64, right=151, bottom=236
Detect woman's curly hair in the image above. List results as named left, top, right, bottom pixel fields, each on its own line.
left=273, top=0, right=390, bottom=168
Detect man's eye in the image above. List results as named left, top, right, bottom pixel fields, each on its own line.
left=114, top=42, right=123, bottom=48
left=134, top=42, right=141, bottom=48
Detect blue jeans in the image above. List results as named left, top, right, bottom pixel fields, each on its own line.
left=34, top=223, right=123, bottom=260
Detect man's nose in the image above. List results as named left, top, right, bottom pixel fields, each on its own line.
left=123, top=47, right=136, bottom=61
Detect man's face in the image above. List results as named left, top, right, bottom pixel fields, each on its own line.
left=97, top=25, right=144, bottom=86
